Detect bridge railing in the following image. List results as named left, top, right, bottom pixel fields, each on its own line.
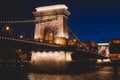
left=0, top=32, right=99, bottom=53
left=24, top=37, right=98, bottom=53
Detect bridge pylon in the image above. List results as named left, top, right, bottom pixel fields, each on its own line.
left=33, top=4, right=71, bottom=45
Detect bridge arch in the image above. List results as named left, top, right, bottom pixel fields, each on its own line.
left=43, top=27, right=55, bottom=43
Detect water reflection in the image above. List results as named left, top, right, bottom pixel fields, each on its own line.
left=28, top=73, right=87, bottom=80
left=27, top=66, right=120, bottom=80
left=0, top=66, right=120, bottom=80
left=112, top=66, right=120, bottom=80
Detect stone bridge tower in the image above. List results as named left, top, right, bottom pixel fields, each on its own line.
left=33, top=4, right=70, bottom=44
left=98, top=43, right=109, bottom=57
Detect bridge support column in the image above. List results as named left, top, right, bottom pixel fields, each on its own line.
left=29, top=50, right=72, bottom=72
left=33, top=4, right=70, bottom=44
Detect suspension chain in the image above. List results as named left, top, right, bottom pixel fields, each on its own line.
left=0, top=17, right=57, bottom=24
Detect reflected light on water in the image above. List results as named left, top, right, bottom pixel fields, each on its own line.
left=27, top=66, right=119, bottom=80
left=28, top=73, right=80, bottom=80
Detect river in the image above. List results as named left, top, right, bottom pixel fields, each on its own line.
left=0, top=66, right=120, bottom=80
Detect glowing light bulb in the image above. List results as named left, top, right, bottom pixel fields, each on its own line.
left=6, top=26, right=10, bottom=30
left=73, top=39, right=76, bottom=42
left=49, top=33, right=53, bottom=36
left=20, top=35, right=23, bottom=39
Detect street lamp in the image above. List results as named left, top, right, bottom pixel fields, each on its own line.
left=20, top=35, right=23, bottom=39
left=6, top=26, right=10, bottom=31
left=2, top=25, right=13, bottom=37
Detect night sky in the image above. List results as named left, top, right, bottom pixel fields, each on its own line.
left=0, top=0, right=120, bottom=43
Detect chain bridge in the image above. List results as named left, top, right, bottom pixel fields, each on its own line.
left=0, top=4, right=108, bottom=68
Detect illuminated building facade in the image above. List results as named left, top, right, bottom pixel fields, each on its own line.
left=33, top=4, right=70, bottom=44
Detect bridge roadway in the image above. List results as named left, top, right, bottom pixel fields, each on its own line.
left=0, top=36, right=108, bottom=60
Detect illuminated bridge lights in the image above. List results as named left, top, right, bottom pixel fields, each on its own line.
left=5, top=26, right=10, bottom=31
left=68, top=38, right=77, bottom=46
left=54, top=37, right=67, bottom=46
left=0, top=36, right=98, bottom=52
left=0, top=36, right=61, bottom=48
left=0, top=4, right=109, bottom=70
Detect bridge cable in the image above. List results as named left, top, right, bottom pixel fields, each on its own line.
left=67, top=27, right=87, bottom=49
left=67, top=27, right=80, bottom=42
left=0, top=17, right=57, bottom=24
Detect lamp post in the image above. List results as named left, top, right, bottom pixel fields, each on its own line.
left=5, top=26, right=10, bottom=31
left=2, top=25, right=13, bottom=37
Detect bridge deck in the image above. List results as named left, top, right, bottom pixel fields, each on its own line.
left=0, top=37, right=108, bottom=59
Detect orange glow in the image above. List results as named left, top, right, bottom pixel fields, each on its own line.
left=54, top=37, right=67, bottom=45
left=19, top=54, right=27, bottom=60
left=110, top=40, right=120, bottom=44
left=6, top=26, right=10, bottom=30
left=109, top=54, right=120, bottom=58
left=55, top=39, right=60, bottom=44
left=16, top=49, right=22, bottom=53
left=97, top=59, right=102, bottom=63
left=73, top=39, right=76, bottom=42
left=49, top=33, right=53, bottom=36
left=20, top=35, right=23, bottom=39
left=66, top=52, right=72, bottom=62
left=68, top=39, right=78, bottom=46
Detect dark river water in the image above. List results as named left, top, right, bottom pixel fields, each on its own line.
left=0, top=66, right=120, bottom=80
